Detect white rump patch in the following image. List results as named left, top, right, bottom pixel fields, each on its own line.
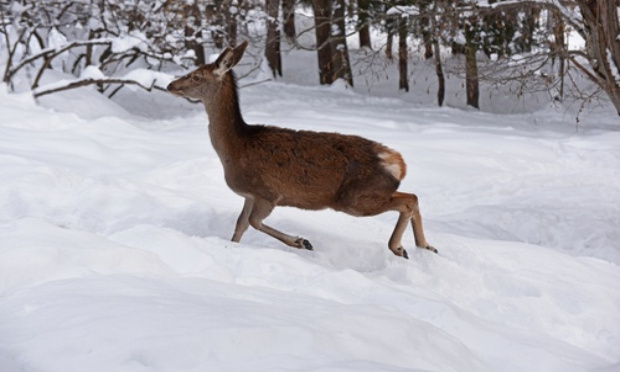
left=378, top=151, right=405, bottom=180
left=383, top=162, right=403, bottom=179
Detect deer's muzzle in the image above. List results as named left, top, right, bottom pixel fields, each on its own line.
left=166, top=82, right=183, bottom=96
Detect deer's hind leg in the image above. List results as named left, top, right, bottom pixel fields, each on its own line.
left=387, top=192, right=436, bottom=259
left=248, top=197, right=313, bottom=250
left=232, top=196, right=254, bottom=242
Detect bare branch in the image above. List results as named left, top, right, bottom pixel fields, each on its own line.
left=33, top=77, right=165, bottom=98
left=567, top=55, right=602, bottom=85
left=8, top=39, right=112, bottom=84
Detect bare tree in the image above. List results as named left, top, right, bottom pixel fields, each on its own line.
left=385, top=16, right=395, bottom=60
left=430, top=6, right=445, bottom=106
left=464, top=13, right=479, bottom=109
left=419, top=0, right=433, bottom=60
left=282, top=0, right=296, bottom=41
left=0, top=0, right=257, bottom=98
left=206, top=1, right=226, bottom=48
left=2, top=0, right=619, bottom=118
left=265, top=0, right=282, bottom=78
left=548, top=7, right=566, bottom=100
left=183, top=1, right=206, bottom=65
left=331, top=0, right=353, bottom=86
left=477, top=0, right=620, bottom=115
left=575, top=0, right=620, bottom=115
left=398, top=15, right=409, bottom=91
left=357, top=0, right=372, bottom=49
left=312, top=0, right=334, bottom=85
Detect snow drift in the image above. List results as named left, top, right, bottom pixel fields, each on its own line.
left=0, top=65, right=619, bottom=372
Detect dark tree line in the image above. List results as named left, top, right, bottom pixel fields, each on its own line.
left=1, top=0, right=619, bottom=116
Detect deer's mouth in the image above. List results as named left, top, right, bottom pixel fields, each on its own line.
left=166, top=83, right=184, bottom=96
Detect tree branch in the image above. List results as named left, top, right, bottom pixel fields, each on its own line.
left=33, top=77, right=165, bottom=98
left=567, top=54, right=602, bottom=85
left=8, top=39, right=112, bottom=84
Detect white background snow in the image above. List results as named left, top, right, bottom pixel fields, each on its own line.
left=1, top=39, right=619, bottom=371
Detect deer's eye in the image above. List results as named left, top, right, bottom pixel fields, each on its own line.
left=192, top=75, right=201, bottom=82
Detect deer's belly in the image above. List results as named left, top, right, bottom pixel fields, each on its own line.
left=224, top=169, right=338, bottom=207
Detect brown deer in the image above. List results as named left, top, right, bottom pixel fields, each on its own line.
left=167, top=40, right=436, bottom=259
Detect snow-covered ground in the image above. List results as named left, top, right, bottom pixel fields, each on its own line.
left=1, top=44, right=619, bottom=372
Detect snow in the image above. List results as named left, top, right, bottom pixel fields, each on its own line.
left=1, top=45, right=620, bottom=372
left=607, top=49, right=620, bottom=86
left=386, top=6, right=419, bottom=17
left=121, top=69, right=174, bottom=89
left=80, top=65, right=105, bottom=80
left=111, top=32, right=148, bottom=53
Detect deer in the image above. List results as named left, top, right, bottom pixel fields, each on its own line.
left=166, top=40, right=436, bottom=259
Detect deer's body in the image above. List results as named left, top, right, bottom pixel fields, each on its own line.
left=168, top=41, right=435, bottom=258
left=216, top=122, right=403, bottom=214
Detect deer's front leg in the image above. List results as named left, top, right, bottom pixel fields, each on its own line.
left=248, top=197, right=313, bottom=250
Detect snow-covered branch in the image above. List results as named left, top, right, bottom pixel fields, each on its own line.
left=32, top=68, right=174, bottom=98
left=8, top=39, right=112, bottom=81
left=482, top=0, right=586, bottom=38
left=33, top=78, right=158, bottom=98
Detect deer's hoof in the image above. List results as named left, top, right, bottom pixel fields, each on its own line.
left=424, top=245, right=438, bottom=254
left=393, top=246, right=408, bottom=259
left=295, top=238, right=313, bottom=250
left=302, top=239, right=313, bottom=250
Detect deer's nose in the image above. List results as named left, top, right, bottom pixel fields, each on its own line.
left=166, top=83, right=175, bottom=92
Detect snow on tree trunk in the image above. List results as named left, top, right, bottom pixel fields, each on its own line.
left=331, top=0, right=353, bottom=86
left=420, top=2, right=433, bottom=60
left=183, top=2, right=205, bottom=65
left=206, top=2, right=224, bottom=49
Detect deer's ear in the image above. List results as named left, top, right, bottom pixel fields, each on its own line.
left=214, top=40, right=248, bottom=76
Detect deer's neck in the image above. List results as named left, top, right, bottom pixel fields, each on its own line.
left=202, top=77, right=248, bottom=162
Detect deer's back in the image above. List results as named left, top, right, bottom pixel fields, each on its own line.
left=224, top=125, right=403, bottom=212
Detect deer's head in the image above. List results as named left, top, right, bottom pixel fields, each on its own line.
left=167, top=40, right=248, bottom=101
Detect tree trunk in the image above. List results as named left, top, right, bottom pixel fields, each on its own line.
left=431, top=15, right=444, bottom=106
left=550, top=9, right=565, bottom=100
left=419, top=2, right=433, bottom=60
left=313, top=0, right=333, bottom=85
left=357, top=0, right=371, bottom=49
left=225, top=0, right=238, bottom=47
left=451, top=42, right=465, bottom=55
left=184, top=2, right=205, bottom=65
left=386, top=16, right=395, bottom=60
left=282, top=0, right=296, bottom=41
left=464, top=17, right=479, bottom=109
left=519, top=7, right=538, bottom=53
left=265, top=0, right=282, bottom=78
left=578, top=0, right=620, bottom=115
left=331, top=0, right=353, bottom=86
left=398, top=16, right=409, bottom=92
left=86, top=29, right=95, bottom=67
left=206, top=1, right=224, bottom=49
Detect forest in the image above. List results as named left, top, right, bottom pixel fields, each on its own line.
left=1, top=0, right=619, bottom=116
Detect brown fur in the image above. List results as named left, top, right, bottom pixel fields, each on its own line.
left=167, top=40, right=436, bottom=258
